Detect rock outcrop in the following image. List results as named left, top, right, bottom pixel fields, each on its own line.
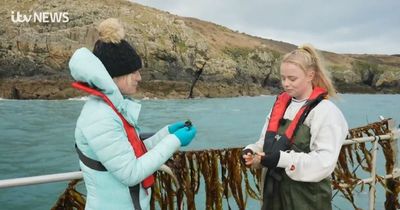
left=1, top=0, right=399, bottom=99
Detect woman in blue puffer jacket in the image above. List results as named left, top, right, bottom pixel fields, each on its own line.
left=69, top=18, right=197, bottom=210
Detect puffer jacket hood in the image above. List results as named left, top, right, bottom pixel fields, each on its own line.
left=69, top=47, right=141, bottom=125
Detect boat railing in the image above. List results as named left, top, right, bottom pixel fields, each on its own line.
left=0, top=119, right=399, bottom=210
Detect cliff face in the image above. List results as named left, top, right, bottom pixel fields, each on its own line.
left=1, top=0, right=399, bottom=99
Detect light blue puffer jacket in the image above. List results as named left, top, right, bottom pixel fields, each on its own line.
left=69, top=48, right=181, bottom=210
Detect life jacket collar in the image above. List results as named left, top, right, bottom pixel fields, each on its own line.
left=267, top=87, right=327, bottom=144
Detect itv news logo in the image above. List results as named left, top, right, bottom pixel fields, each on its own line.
left=11, top=11, right=69, bottom=23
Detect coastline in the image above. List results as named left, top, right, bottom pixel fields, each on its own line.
left=0, top=78, right=399, bottom=100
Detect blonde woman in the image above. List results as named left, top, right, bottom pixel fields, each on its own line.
left=242, top=44, right=348, bottom=210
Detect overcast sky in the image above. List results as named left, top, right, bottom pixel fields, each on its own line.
left=134, top=0, right=399, bottom=55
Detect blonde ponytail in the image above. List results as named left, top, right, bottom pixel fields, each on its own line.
left=282, top=44, right=337, bottom=98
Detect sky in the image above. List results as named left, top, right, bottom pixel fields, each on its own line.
left=134, top=0, right=400, bottom=55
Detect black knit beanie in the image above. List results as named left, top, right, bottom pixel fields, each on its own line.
left=93, top=18, right=142, bottom=78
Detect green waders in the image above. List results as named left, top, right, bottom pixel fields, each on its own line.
left=262, top=119, right=332, bottom=210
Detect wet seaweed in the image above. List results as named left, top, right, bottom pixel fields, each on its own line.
left=51, top=179, right=85, bottom=210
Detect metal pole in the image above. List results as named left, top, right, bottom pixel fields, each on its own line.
left=369, top=136, right=379, bottom=210
left=0, top=171, right=82, bottom=189
left=343, top=134, right=392, bottom=145
left=338, top=168, right=400, bottom=188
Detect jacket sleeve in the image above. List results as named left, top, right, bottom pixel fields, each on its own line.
left=277, top=101, right=348, bottom=182
left=81, top=116, right=180, bottom=186
left=142, top=126, right=170, bottom=150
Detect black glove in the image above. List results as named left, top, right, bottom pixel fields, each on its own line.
left=260, top=151, right=280, bottom=168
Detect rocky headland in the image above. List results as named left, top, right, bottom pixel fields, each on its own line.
left=1, top=0, right=399, bottom=99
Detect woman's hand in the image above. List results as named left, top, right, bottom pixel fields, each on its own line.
left=242, top=149, right=263, bottom=166
left=173, top=126, right=197, bottom=146
left=168, top=121, right=185, bottom=134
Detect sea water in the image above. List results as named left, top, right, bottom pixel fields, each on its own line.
left=0, top=94, right=399, bottom=210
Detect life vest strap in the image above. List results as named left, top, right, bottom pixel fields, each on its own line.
left=74, top=133, right=155, bottom=172
left=129, top=185, right=142, bottom=210
left=75, top=143, right=142, bottom=209
left=75, top=144, right=107, bottom=171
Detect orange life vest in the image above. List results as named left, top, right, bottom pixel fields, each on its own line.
left=262, top=87, right=328, bottom=197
